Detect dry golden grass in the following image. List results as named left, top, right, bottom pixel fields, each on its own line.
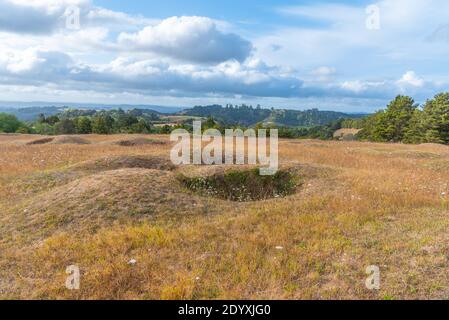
left=1, top=134, right=449, bottom=299
left=333, top=128, right=361, bottom=139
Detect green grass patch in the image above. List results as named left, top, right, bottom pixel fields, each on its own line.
left=177, top=168, right=299, bottom=202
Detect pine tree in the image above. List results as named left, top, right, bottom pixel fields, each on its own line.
left=421, top=93, right=449, bottom=144
left=384, top=95, right=417, bottom=142
left=404, top=109, right=425, bottom=144
left=358, top=95, right=417, bottom=143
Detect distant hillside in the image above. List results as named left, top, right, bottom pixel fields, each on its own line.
left=180, top=105, right=366, bottom=127
left=0, top=107, right=63, bottom=121
left=1, top=103, right=367, bottom=126
left=0, top=102, right=183, bottom=121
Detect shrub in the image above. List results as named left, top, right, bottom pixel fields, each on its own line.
left=178, top=168, right=299, bottom=202
left=0, top=113, right=22, bottom=133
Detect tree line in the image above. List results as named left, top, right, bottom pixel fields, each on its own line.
left=2, top=93, right=448, bottom=145
left=357, top=93, right=449, bottom=144
left=182, top=104, right=363, bottom=127
left=0, top=109, right=174, bottom=135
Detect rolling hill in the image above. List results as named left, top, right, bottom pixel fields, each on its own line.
left=180, top=105, right=367, bottom=127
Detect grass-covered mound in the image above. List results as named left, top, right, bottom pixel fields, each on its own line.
left=26, top=136, right=91, bottom=145
left=72, top=155, right=175, bottom=172
left=178, top=168, right=299, bottom=202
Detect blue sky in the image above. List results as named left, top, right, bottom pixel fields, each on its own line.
left=0, top=0, right=448, bottom=112
left=95, top=0, right=367, bottom=26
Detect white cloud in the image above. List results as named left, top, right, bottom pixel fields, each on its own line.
left=85, top=7, right=154, bottom=27
left=0, top=48, right=72, bottom=76
left=311, top=66, right=336, bottom=76
left=0, top=0, right=89, bottom=34
left=340, top=81, right=369, bottom=93
left=396, top=71, right=425, bottom=88
left=86, top=57, right=302, bottom=97
left=0, top=0, right=448, bottom=109
left=0, top=48, right=303, bottom=98
left=0, top=0, right=148, bottom=35
left=117, top=16, right=253, bottom=63
left=0, top=46, right=441, bottom=105
left=334, top=80, right=388, bottom=101
left=310, top=66, right=337, bottom=82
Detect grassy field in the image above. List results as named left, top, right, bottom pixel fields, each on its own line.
left=1, top=134, right=449, bottom=299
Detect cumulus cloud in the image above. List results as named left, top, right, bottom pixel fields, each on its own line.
left=85, top=7, right=154, bottom=27
left=0, top=48, right=73, bottom=86
left=340, top=80, right=385, bottom=94
left=336, top=72, right=436, bottom=100
left=0, top=0, right=448, bottom=108
left=0, top=48, right=301, bottom=98
left=0, top=47, right=440, bottom=103
left=117, top=16, right=253, bottom=64
left=396, top=71, right=425, bottom=88
left=79, top=57, right=302, bottom=97
left=0, top=0, right=148, bottom=34
left=0, top=0, right=88, bottom=34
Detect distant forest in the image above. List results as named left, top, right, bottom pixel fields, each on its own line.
left=181, top=104, right=365, bottom=127
left=0, top=108, right=163, bottom=135
left=0, top=104, right=366, bottom=139
left=2, top=95, right=448, bottom=145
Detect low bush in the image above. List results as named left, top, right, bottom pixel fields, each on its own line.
left=178, top=168, right=299, bottom=202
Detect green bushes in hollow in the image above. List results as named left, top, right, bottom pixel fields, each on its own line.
left=177, top=168, right=299, bottom=202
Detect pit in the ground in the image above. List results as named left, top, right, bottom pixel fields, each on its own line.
left=177, top=168, right=299, bottom=202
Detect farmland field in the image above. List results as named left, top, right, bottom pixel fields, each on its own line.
left=1, top=134, right=449, bottom=299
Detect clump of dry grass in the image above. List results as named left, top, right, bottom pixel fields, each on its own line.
left=1, top=135, right=449, bottom=299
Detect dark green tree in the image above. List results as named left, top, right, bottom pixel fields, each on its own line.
left=404, top=109, right=425, bottom=144
left=92, top=115, right=114, bottom=134
left=45, top=115, right=60, bottom=126
left=75, top=116, right=92, bottom=134
left=421, top=93, right=449, bottom=144
left=33, top=122, right=54, bottom=135
left=0, top=113, right=23, bottom=133
left=130, top=119, right=152, bottom=134
left=54, top=119, right=76, bottom=134
left=359, top=95, right=417, bottom=142
left=385, top=95, right=418, bottom=141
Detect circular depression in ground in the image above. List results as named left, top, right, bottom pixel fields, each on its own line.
left=177, top=167, right=300, bottom=202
